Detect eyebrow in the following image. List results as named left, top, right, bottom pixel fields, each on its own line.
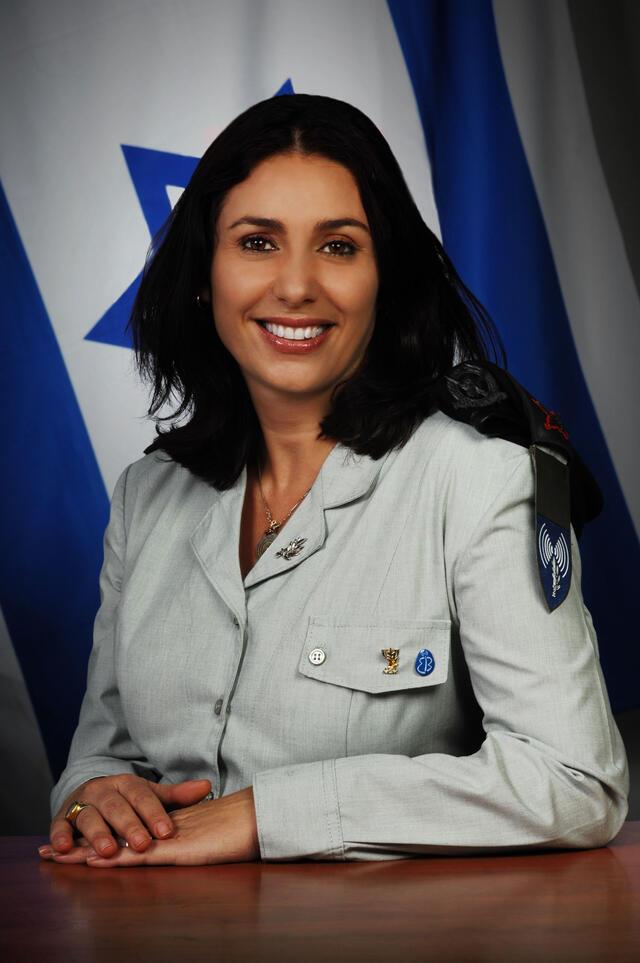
left=227, top=215, right=370, bottom=235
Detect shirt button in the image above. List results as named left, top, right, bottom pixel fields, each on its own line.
left=214, top=698, right=224, bottom=715
left=308, top=647, right=326, bottom=666
left=232, top=616, right=240, bottom=628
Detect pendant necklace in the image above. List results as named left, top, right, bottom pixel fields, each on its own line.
left=255, top=459, right=313, bottom=561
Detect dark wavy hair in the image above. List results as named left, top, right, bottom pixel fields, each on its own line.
left=130, top=93, right=504, bottom=489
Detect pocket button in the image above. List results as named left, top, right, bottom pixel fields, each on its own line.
left=308, top=647, right=326, bottom=666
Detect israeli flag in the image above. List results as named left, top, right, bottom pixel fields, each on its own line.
left=1, top=0, right=637, bottom=830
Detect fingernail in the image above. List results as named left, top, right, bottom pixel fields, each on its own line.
left=156, top=820, right=172, bottom=837
left=38, top=845, right=53, bottom=857
left=97, top=838, right=116, bottom=856
left=131, top=831, right=149, bottom=848
left=52, top=835, right=68, bottom=850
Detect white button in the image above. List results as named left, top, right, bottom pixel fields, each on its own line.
left=308, top=648, right=326, bottom=666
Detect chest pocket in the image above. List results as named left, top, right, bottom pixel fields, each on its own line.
left=298, top=617, right=450, bottom=693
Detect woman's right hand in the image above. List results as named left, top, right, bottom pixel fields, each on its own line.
left=42, top=774, right=212, bottom=859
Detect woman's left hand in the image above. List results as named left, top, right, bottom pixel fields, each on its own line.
left=39, top=787, right=260, bottom=866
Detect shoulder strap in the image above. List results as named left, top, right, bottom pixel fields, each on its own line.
left=433, top=361, right=603, bottom=612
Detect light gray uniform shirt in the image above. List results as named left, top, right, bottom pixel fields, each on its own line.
left=50, top=411, right=629, bottom=860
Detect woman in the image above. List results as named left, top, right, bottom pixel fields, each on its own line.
left=39, top=93, right=628, bottom=866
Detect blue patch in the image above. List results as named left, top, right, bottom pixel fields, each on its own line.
left=415, top=649, right=435, bottom=676
left=536, top=514, right=572, bottom=611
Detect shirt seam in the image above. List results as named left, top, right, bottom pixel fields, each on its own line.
left=324, top=759, right=345, bottom=859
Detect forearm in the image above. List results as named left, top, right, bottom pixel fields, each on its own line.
left=253, top=732, right=628, bottom=861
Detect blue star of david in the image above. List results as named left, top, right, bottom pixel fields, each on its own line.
left=85, top=79, right=295, bottom=349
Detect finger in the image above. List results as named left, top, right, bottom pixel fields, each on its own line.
left=152, top=779, right=212, bottom=809
left=49, top=776, right=108, bottom=853
left=74, top=797, right=153, bottom=857
left=46, top=834, right=128, bottom=861
left=49, top=815, right=75, bottom=853
left=46, top=844, right=94, bottom=864
left=85, top=838, right=176, bottom=868
left=118, top=783, right=177, bottom=841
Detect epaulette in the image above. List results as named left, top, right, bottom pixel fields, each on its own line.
left=433, top=361, right=603, bottom=612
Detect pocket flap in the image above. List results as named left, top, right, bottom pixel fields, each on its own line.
left=298, top=618, right=451, bottom=693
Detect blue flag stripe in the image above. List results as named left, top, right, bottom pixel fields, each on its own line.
left=0, top=182, right=109, bottom=778
left=387, top=0, right=640, bottom=710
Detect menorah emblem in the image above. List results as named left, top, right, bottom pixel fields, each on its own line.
left=382, top=648, right=400, bottom=674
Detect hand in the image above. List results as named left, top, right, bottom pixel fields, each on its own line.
left=40, top=787, right=260, bottom=867
left=38, top=774, right=212, bottom=860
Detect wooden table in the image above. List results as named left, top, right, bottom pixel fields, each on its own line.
left=1, top=826, right=639, bottom=962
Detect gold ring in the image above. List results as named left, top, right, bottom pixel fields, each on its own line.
left=64, top=800, right=93, bottom=828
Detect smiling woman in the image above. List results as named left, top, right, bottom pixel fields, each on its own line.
left=210, top=154, right=378, bottom=397
left=41, top=93, right=628, bottom=868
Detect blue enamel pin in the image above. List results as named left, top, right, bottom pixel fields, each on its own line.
left=415, top=649, right=435, bottom=677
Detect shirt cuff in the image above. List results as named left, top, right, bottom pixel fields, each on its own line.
left=252, top=758, right=345, bottom=861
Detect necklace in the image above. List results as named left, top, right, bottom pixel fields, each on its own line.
left=255, top=459, right=313, bottom=560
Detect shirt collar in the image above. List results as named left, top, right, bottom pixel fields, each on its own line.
left=188, top=439, right=392, bottom=607
left=320, top=440, right=391, bottom=509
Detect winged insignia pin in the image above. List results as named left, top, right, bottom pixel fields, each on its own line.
left=275, top=537, right=307, bottom=560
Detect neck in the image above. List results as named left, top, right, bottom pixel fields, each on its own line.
left=256, top=425, right=337, bottom=497
left=249, top=388, right=337, bottom=496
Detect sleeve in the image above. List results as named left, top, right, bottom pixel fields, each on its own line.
left=251, top=451, right=629, bottom=861
left=49, top=465, right=161, bottom=817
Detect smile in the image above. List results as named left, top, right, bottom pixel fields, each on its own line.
left=259, top=321, right=330, bottom=340
left=255, top=320, right=333, bottom=353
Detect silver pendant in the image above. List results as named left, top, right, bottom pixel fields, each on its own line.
left=256, top=529, right=279, bottom=560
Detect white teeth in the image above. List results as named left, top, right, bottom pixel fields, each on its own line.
left=263, top=322, right=327, bottom=340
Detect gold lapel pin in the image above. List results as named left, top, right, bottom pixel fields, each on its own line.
left=382, top=648, right=399, bottom=674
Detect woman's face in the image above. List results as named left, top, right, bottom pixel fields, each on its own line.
left=210, top=151, right=379, bottom=408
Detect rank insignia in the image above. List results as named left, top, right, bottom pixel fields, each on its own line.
left=382, top=648, right=400, bottom=674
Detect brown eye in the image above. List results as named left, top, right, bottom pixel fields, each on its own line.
left=322, top=240, right=356, bottom=257
left=240, top=235, right=277, bottom=252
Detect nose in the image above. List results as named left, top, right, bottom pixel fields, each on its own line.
left=271, top=250, right=318, bottom=307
